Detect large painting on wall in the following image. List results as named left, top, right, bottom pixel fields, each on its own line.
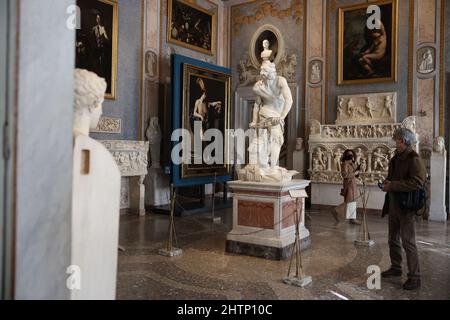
left=171, top=55, right=231, bottom=187
left=338, top=0, right=398, bottom=85
left=167, top=0, right=216, bottom=56
left=75, top=0, right=118, bottom=99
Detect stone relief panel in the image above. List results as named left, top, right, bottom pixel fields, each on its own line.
left=309, top=60, right=322, bottom=84
left=90, top=117, right=122, bottom=134
left=336, top=92, right=397, bottom=125
left=417, top=47, right=436, bottom=75
left=145, top=49, right=158, bottom=80
left=100, top=140, right=150, bottom=177
left=308, top=116, right=420, bottom=185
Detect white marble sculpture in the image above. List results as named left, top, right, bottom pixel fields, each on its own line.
left=336, top=92, right=397, bottom=125
left=72, top=69, right=121, bottom=300
left=146, top=117, right=162, bottom=169
left=238, top=40, right=297, bottom=182
left=430, top=136, right=447, bottom=221
left=261, top=39, right=272, bottom=64
left=382, top=95, right=394, bottom=118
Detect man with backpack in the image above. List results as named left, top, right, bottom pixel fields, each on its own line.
left=381, top=128, right=427, bottom=291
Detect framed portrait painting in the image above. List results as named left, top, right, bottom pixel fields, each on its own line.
left=338, top=0, right=398, bottom=85
left=171, top=54, right=231, bottom=187
left=167, top=0, right=217, bottom=56
left=75, top=0, right=118, bottom=99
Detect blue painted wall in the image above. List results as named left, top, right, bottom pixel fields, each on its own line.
left=91, top=0, right=142, bottom=141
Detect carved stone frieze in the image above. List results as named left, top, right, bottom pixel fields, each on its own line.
left=100, top=140, right=150, bottom=177
left=308, top=117, right=420, bottom=186
left=91, top=117, right=122, bottom=134
left=336, top=92, right=397, bottom=125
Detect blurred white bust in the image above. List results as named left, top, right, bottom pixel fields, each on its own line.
left=73, top=68, right=107, bottom=136
left=433, top=136, right=446, bottom=154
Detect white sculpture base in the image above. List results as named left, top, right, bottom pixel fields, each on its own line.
left=226, top=180, right=311, bottom=260
left=145, top=168, right=170, bottom=207
left=354, top=239, right=376, bottom=247
left=237, top=165, right=298, bottom=183
left=283, top=275, right=313, bottom=287
left=429, top=152, right=448, bottom=222
left=311, top=183, right=385, bottom=210
left=72, top=136, right=121, bottom=300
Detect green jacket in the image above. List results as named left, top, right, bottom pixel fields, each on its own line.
left=382, top=147, right=427, bottom=216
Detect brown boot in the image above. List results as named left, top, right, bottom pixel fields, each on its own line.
left=381, top=267, right=402, bottom=278
left=403, top=278, right=421, bottom=290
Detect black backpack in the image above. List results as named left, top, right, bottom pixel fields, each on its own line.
left=397, top=184, right=427, bottom=212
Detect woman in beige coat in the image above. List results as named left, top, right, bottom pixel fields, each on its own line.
left=339, top=149, right=361, bottom=225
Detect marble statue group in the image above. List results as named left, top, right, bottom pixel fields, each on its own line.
left=238, top=40, right=297, bottom=182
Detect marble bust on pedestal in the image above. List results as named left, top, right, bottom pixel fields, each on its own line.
left=71, top=69, right=121, bottom=300
left=430, top=136, right=447, bottom=222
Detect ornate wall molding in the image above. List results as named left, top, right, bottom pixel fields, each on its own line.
left=237, top=50, right=298, bottom=87
left=232, top=1, right=303, bottom=37
left=91, top=117, right=122, bottom=134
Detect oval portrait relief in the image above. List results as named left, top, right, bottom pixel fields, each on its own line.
left=249, top=24, right=285, bottom=69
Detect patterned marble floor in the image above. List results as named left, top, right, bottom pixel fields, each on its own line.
left=117, top=208, right=450, bottom=300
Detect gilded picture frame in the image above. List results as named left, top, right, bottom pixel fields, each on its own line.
left=167, top=0, right=217, bottom=56
left=76, top=0, right=118, bottom=100
left=338, top=0, right=398, bottom=85
left=181, top=63, right=231, bottom=179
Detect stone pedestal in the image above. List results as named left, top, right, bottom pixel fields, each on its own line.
left=311, top=183, right=385, bottom=210
left=100, top=140, right=149, bottom=216
left=430, top=152, right=447, bottom=222
left=145, top=168, right=170, bottom=207
left=292, top=150, right=305, bottom=179
left=226, top=180, right=311, bottom=260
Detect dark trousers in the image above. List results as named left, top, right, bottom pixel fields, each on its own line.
left=388, top=194, right=421, bottom=279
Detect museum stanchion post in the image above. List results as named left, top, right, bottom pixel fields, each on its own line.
left=283, top=190, right=312, bottom=287
left=354, top=181, right=375, bottom=247
left=159, top=184, right=183, bottom=257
